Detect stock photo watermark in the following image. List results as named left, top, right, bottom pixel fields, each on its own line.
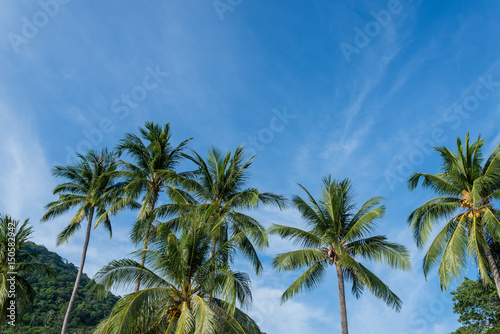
left=240, top=107, right=296, bottom=157
left=247, top=289, right=281, bottom=329
left=213, top=0, right=243, bottom=21
left=400, top=293, right=449, bottom=333
left=61, top=65, right=168, bottom=165
left=340, top=0, right=413, bottom=63
left=7, top=0, right=72, bottom=54
left=6, top=220, right=17, bottom=327
left=384, top=69, right=500, bottom=191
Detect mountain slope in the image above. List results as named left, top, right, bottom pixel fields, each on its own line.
left=1, top=242, right=119, bottom=334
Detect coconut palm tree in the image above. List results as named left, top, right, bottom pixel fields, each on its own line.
left=93, top=209, right=261, bottom=334
left=114, top=121, right=192, bottom=292
left=0, top=214, right=55, bottom=329
left=41, top=149, right=124, bottom=334
left=161, top=146, right=286, bottom=275
left=408, top=133, right=500, bottom=296
left=270, top=176, right=411, bottom=334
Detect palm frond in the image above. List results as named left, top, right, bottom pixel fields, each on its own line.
left=267, top=224, right=322, bottom=248
left=272, top=249, right=326, bottom=272
left=280, top=262, right=326, bottom=303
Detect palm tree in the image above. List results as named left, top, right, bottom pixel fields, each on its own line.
left=0, top=214, right=55, bottom=329
left=41, top=149, right=123, bottom=334
left=163, top=146, right=286, bottom=275
left=408, top=133, right=500, bottom=296
left=114, top=121, right=192, bottom=292
left=270, top=176, right=411, bottom=334
left=93, top=210, right=261, bottom=334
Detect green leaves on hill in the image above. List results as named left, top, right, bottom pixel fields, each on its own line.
left=1, top=242, right=119, bottom=334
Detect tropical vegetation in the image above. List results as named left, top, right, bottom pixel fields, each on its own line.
left=451, top=277, right=500, bottom=334
left=114, top=122, right=191, bottom=292
left=269, top=176, right=411, bottom=334
left=0, top=241, right=119, bottom=334
left=408, top=134, right=500, bottom=295
left=41, top=149, right=125, bottom=334
left=3, top=123, right=500, bottom=333
left=93, top=209, right=262, bottom=333
left=166, top=147, right=287, bottom=274
left=0, top=215, right=54, bottom=330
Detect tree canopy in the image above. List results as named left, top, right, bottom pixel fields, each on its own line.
left=451, top=278, right=500, bottom=334
left=0, top=241, right=119, bottom=334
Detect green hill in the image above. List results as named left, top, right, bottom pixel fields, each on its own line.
left=1, top=242, right=119, bottom=334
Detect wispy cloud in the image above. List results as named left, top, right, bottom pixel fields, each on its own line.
left=0, top=103, right=52, bottom=220
left=0, top=102, right=136, bottom=280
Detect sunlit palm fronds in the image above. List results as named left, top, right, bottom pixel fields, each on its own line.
left=408, top=133, right=500, bottom=295
left=270, top=177, right=410, bottom=334
left=94, top=212, right=261, bottom=334
left=41, top=148, right=123, bottom=334
left=158, top=146, right=287, bottom=275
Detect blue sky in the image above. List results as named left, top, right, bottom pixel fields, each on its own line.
left=1, top=0, right=500, bottom=332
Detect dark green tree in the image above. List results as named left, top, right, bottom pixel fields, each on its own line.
left=2, top=241, right=120, bottom=334
left=0, top=215, right=54, bottom=330
left=451, top=278, right=500, bottom=334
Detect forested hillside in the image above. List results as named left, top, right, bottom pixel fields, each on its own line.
left=1, top=242, right=119, bottom=334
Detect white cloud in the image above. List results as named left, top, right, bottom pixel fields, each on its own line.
left=0, top=104, right=136, bottom=281
left=0, top=104, right=53, bottom=221
left=248, top=274, right=334, bottom=334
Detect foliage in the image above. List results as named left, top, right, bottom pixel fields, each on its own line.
left=41, top=148, right=126, bottom=333
left=408, top=133, right=500, bottom=292
left=114, top=121, right=191, bottom=244
left=0, top=215, right=54, bottom=330
left=450, top=278, right=500, bottom=334
left=113, top=122, right=191, bottom=291
left=271, top=176, right=411, bottom=306
left=0, top=241, right=119, bottom=334
left=162, top=146, right=286, bottom=275
left=270, top=176, right=411, bottom=334
left=41, top=149, right=124, bottom=245
left=93, top=210, right=262, bottom=334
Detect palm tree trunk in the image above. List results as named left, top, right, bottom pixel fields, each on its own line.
left=336, top=264, right=349, bottom=334
left=484, top=243, right=500, bottom=297
left=134, top=195, right=158, bottom=292
left=209, top=213, right=216, bottom=258
left=134, top=221, right=151, bottom=292
left=210, top=237, right=216, bottom=258
left=61, top=209, right=94, bottom=334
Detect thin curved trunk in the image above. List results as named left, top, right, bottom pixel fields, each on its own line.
left=484, top=242, right=500, bottom=297
left=336, top=264, right=348, bottom=334
left=209, top=222, right=227, bottom=260
left=209, top=213, right=216, bottom=258
left=134, top=194, right=158, bottom=292
left=61, top=208, right=94, bottom=334
left=134, top=221, right=151, bottom=292
left=210, top=237, right=216, bottom=258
